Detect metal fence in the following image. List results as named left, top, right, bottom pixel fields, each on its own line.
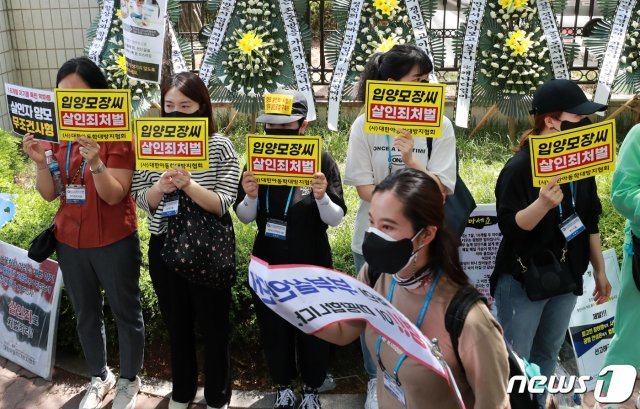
left=176, top=0, right=601, bottom=89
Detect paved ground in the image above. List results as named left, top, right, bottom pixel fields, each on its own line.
left=1, top=355, right=638, bottom=409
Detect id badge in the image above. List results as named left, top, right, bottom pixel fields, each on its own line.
left=66, top=184, right=86, bottom=204
left=559, top=213, right=586, bottom=242
left=161, top=193, right=179, bottom=217
left=382, top=371, right=407, bottom=408
left=265, top=218, right=287, bottom=240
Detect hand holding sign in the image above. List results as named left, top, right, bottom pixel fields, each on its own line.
left=22, top=133, right=46, bottom=165
left=394, top=129, right=416, bottom=167
left=311, top=172, right=328, bottom=200
left=538, top=175, right=564, bottom=210
left=155, top=170, right=178, bottom=194
left=242, top=171, right=259, bottom=199
left=76, top=137, right=102, bottom=168
left=170, top=166, right=192, bottom=190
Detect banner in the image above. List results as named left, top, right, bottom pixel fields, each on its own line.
left=54, top=89, right=132, bottom=142
left=536, top=0, right=569, bottom=80
left=365, top=81, right=446, bottom=137
left=278, top=0, right=316, bottom=121
left=246, top=134, right=322, bottom=186
left=594, top=0, right=637, bottom=105
left=168, top=18, right=188, bottom=74
left=568, top=249, right=621, bottom=391
left=454, top=0, right=487, bottom=128
left=327, top=0, right=365, bottom=131
left=405, top=0, right=438, bottom=84
left=199, top=0, right=235, bottom=86
left=248, top=256, right=465, bottom=407
left=5, top=84, right=57, bottom=143
left=87, top=0, right=115, bottom=65
left=134, top=117, right=209, bottom=171
left=0, top=241, right=62, bottom=380
left=459, top=204, right=501, bottom=315
left=528, top=120, right=616, bottom=187
left=122, top=0, right=168, bottom=83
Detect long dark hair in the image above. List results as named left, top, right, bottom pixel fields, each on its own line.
left=56, top=57, right=108, bottom=89
left=160, top=72, right=216, bottom=133
left=356, top=44, right=433, bottom=101
left=374, top=168, right=469, bottom=286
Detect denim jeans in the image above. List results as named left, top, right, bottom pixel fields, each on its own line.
left=495, top=273, right=577, bottom=408
left=353, top=252, right=377, bottom=380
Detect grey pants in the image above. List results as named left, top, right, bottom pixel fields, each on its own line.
left=57, top=233, right=144, bottom=379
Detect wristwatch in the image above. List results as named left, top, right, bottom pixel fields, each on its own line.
left=90, top=162, right=106, bottom=174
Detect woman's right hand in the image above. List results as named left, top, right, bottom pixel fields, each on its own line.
left=155, top=170, right=177, bottom=194
left=22, top=133, right=46, bottom=165
left=538, top=175, right=564, bottom=210
left=242, top=171, right=259, bottom=199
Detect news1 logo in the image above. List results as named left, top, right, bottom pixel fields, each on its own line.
left=508, top=365, right=637, bottom=403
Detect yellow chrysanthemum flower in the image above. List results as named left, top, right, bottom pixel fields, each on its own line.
left=499, top=0, right=528, bottom=10
left=117, top=10, right=122, bottom=19
left=237, top=32, right=263, bottom=55
left=376, top=37, right=397, bottom=53
left=116, top=53, right=127, bottom=75
left=505, top=29, right=532, bottom=56
left=373, top=0, right=399, bottom=16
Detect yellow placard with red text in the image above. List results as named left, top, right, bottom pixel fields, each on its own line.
left=529, top=119, right=616, bottom=187
left=54, top=89, right=132, bottom=142
left=134, top=118, right=209, bottom=171
left=265, top=94, right=294, bottom=115
left=364, top=80, right=446, bottom=138
left=246, top=134, right=322, bottom=186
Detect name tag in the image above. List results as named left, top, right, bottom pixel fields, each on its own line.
left=66, top=184, right=86, bottom=204
left=559, top=213, right=586, bottom=242
left=382, top=370, right=407, bottom=408
left=161, top=194, right=179, bottom=217
left=265, top=218, right=287, bottom=240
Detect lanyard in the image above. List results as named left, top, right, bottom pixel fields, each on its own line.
left=65, top=143, right=87, bottom=186
left=558, top=182, right=575, bottom=220
left=386, top=134, right=393, bottom=174
left=266, top=186, right=295, bottom=219
left=375, top=270, right=442, bottom=385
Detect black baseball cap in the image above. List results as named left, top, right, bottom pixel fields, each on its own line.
left=530, top=79, right=607, bottom=115
left=256, top=89, right=308, bottom=125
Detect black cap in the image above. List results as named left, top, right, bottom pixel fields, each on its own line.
left=256, top=89, right=308, bottom=125
left=530, top=79, right=607, bottom=115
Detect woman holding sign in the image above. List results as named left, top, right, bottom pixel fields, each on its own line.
left=344, top=44, right=457, bottom=407
left=234, top=89, right=347, bottom=409
left=313, top=168, right=509, bottom=409
left=491, top=79, right=612, bottom=408
left=131, top=72, right=240, bottom=409
left=22, top=57, right=144, bottom=409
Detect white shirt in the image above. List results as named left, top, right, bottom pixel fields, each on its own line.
left=344, top=114, right=457, bottom=254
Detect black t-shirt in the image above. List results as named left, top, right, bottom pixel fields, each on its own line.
left=491, top=144, right=602, bottom=296
left=234, top=151, right=347, bottom=268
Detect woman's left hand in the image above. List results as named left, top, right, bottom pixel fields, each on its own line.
left=76, top=137, right=102, bottom=168
left=394, top=129, right=417, bottom=167
left=592, top=270, right=612, bottom=305
left=312, top=172, right=328, bottom=200
left=171, top=166, right=192, bottom=190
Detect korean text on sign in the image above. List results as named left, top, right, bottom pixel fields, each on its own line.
left=364, top=80, right=446, bottom=138
left=54, top=89, right=132, bottom=142
left=246, top=134, right=322, bottom=187
left=134, top=117, right=209, bottom=171
left=265, top=94, right=294, bottom=115
left=529, top=119, right=617, bottom=186
left=5, top=83, right=58, bottom=143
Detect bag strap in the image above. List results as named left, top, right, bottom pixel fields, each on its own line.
left=444, top=285, right=488, bottom=371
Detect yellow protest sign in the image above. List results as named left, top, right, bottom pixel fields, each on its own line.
left=134, top=118, right=209, bottom=171
left=246, top=134, right=322, bottom=186
left=265, top=94, right=294, bottom=115
left=364, top=80, right=446, bottom=138
left=529, top=119, right=616, bottom=187
left=55, top=89, right=132, bottom=142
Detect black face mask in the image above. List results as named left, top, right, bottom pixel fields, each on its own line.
left=362, top=227, right=424, bottom=274
left=264, top=127, right=301, bottom=136
left=165, top=111, right=202, bottom=118
left=560, top=117, right=591, bottom=132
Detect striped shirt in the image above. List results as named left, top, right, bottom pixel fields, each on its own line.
left=131, top=135, right=240, bottom=235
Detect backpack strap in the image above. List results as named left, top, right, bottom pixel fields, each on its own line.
left=444, top=285, right=488, bottom=370
left=427, top=138, right=433, bottom=161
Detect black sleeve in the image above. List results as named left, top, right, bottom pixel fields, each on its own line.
left=322, top=151, right=347, bottom=215
left=232, top=164, right=248, bottom=212
left=495, top=153, right=537, bottom=241
left=587, top=177, right=602, bottom=234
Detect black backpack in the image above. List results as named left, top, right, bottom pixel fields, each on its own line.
left=445, top=286, right=538, bottom=409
